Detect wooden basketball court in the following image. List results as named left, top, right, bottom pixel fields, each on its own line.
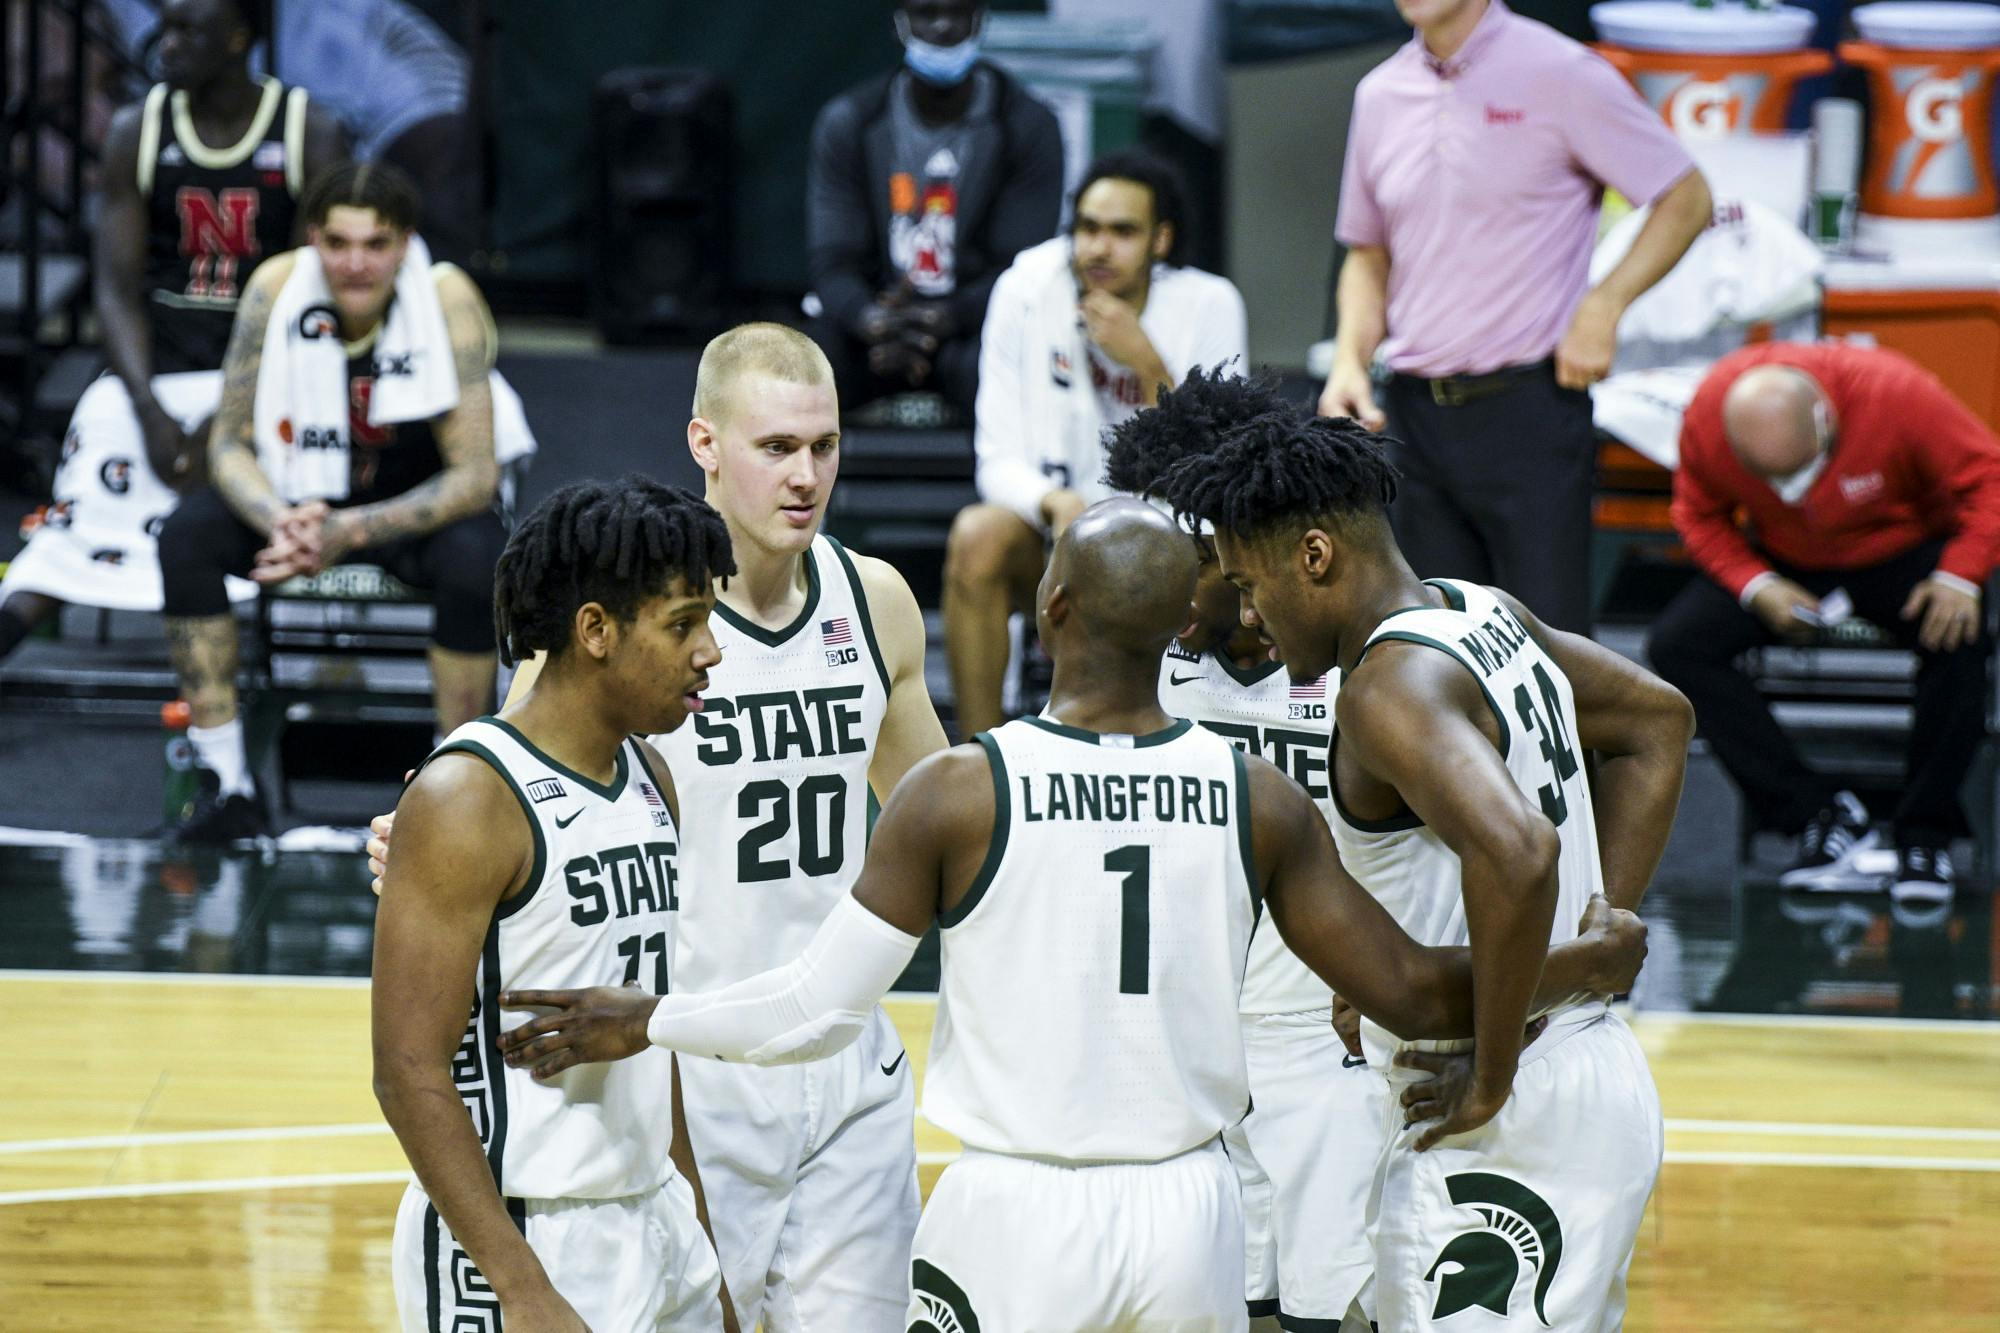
left=3, top=973, right=1996, bottom=1330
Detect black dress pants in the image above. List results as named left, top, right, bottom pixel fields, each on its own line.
left=1646, top=538, right=1987, bottom=847
left=1382, top=363, right=1598, bottom=634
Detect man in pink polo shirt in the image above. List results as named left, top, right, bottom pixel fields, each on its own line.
left=1320, top=0, right=1710, bottom=633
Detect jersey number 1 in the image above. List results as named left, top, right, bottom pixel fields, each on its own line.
left=1106, top=845, right=1150, bottom=995
left=1512, top=662, right=1580, bottom=827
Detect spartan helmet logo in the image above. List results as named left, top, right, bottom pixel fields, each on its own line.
left=908, top=1259, right=981, bottom=1333
left=1425, top=1172, right=1564, bottom=1325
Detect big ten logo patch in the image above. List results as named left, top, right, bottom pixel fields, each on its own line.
left=822, top=616, right=859, bottom=667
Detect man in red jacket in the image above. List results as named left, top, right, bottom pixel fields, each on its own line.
left=1648, top=342, right=2000, bottom=902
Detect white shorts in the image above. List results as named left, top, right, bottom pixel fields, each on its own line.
left=677, top=1004, right=920, bottom=1333
left=910, top=1138, right=1247, bottom=1333
left=1371, top=1013, right=1663, bottom=1333
left=390, top=1174, right=724, bottom=1332
left=0, top=372, right=255, bottom=612
left=1223, top=1008, right=1388, bottom=1323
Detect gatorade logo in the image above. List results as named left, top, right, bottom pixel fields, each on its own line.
left=1668, top=80, right=1738, bottom=137
left=1907, top=77, right=1964, bottom=144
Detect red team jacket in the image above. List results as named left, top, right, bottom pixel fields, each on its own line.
left=1672, top=342, right=2000, bottom=599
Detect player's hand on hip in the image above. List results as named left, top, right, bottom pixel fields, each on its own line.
left=1902, top=576, right=1982, bottom=652
left=1579, top=892, right=1648, bottom=996
left=366, top=812, right=396, bottom=895
left=1747, top=577, right=1821, bottom=644
left=1395, top=1017, right=1546, bottom=1152
left=1555, top=290, right=1619, bottom=390
left=502, top=1283, right=592, bottom=1332
left=1330, top=993, right=1363, bottom=1059
left=499, top=986, right=660, bottom=1079
left=1317, top=362, right=1385, bottom=431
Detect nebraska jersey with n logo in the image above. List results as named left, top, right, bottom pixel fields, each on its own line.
left=652, top=535, right=891, bottom=993
left=1158, top=645, right=1337, bottom=1015
left=924, top=716, right=1258, bottom=1162
left=425, top=718, right=687, bottom=1201
left=1328, top=580, right=1608, bottom=1072
left=139, top=76, right=309, bottom=373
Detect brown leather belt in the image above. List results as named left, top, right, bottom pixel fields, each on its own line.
left=1392, top=358, right=1553, bottom=408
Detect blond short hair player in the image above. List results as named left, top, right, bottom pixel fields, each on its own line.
left=468, top=323, right=950, bottom=1330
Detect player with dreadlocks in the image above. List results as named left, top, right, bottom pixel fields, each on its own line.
left=1159, top=415, right=1692, bottom=1332
left=1106, top=368, right=1386, bottom=1331
left=372, top=476, right=742, bottom=1333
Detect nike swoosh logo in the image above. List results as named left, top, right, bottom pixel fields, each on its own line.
left=1342, top=1053, right=1368, bottom=1069
left=1167, top=672, right=1201, bottom=687
left=554, top=809, right=582, bottom=829
left=881, top=1050, right=906, bottom=1077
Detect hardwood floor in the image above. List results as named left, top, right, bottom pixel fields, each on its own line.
left=5, top=976, right=1996, bottom=1330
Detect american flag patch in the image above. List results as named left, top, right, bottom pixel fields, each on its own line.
left=640, top=782, right=664, bottom=808
left=822, top=617, right=853, bottom=646
left=1290, top=677, right=1327, bottom=699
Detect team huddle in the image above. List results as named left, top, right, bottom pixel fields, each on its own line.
left=368, top=327, right=1689, bottom=1333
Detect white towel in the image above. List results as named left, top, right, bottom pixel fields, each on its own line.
left=255, top=234, right=461, bottom=502
left=1039, top=243, right=1103, bottom=489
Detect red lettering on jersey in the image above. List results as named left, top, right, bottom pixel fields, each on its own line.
left=349, top=376, right=395, bottom=447
left=177, top=187, right=260, bottom=299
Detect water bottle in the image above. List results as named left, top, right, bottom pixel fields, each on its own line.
left=163, top=700, right=200, bottom=824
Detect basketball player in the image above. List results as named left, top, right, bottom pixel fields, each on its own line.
left=481, top=325, right=950, bottom=1330
left=1158, top=415, right=1693, bottom=1331
left=1106, top=368, right=1383, bottom=1331
left=487, top=498, right=1649, bottom=1333
left=0, top=0, right=344, bottom=657
left=372, top=476, right=736, bottom=1331
left=159, top=161, right=509, bottom=841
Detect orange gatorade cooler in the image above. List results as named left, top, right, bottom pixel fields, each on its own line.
left=1841, top=3, right=2000, bottom=220
left=1592, top=2, right=1831, bottom=139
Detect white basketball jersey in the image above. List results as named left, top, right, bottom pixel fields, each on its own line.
left=652, top=536, right=891, bottom=993
left=427, top=718, right=686, bottom=1200
left=1158, top=644, right=1337, bottom=1015
left=924, top=715, right=1258, bottom=1162
left=1325, top=581, right=1607, bottom=1071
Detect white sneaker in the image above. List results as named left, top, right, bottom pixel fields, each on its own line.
left=1779, top=791, right=1885, bottom=892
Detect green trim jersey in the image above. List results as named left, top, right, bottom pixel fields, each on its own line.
left=652, top=535, right=891, bottom=994
left=924, top=716, right=1259, bottom=1163
left=1157, top=643, right=1337, bottom=1015
left=1328, top=580, right=1608, bottom=1072
left=425, top=718, right=686, bottom=1201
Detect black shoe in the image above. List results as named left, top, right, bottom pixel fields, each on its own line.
left=170, top=770, right=269, bottom=845
left=1890, top=845, right=1954, bottom=905
left=1779, top=790, right=1881, bottom=891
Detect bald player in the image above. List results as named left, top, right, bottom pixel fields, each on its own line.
left=376, top=323, right=949, bottom=1330
left=489, top=498, right=1650, bottom=1333
left=1650, top=342, right=2000, bottom=902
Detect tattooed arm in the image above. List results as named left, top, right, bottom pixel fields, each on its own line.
left=322, top=268, right=500, bottom=559
left=207, top=254, right=297, bottom=537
